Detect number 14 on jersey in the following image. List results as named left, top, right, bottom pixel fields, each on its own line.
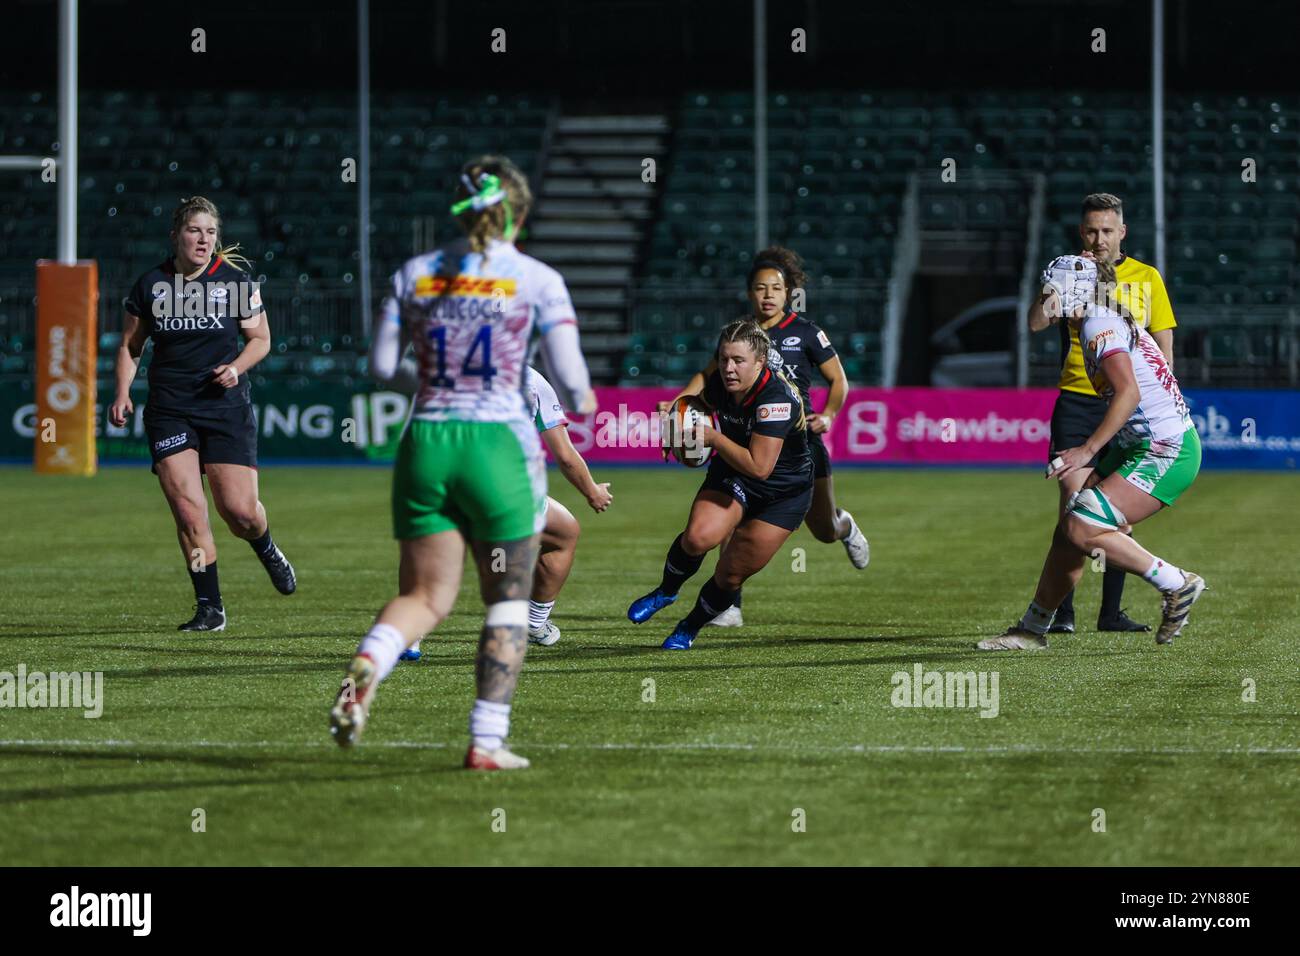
left=427, top=324, right=499, bottom=389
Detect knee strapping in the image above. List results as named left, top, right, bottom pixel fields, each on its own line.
left=485, top=600, right=529, bottom=628
left=1067, top=487, right=1128, bottom=530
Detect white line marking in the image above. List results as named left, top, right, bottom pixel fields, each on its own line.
left=0, top=739, right=1297, bottom=756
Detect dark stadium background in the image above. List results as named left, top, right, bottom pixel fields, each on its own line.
left=7, top=0, right=1298, bottom=91
left=1, top=0, right=1296, bottom=423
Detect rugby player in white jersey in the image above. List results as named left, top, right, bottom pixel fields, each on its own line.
left=512, top=365, right=612, bottom=644
left=980, top=255, right=1206, bottom=650
left=401, top=365, right=612, bottom=657
left=329, top=157, right=596, bottom=769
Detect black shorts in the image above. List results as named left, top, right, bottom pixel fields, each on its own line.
left=144, top=403, right=258, bottom=473
left=701, top=468, right=814, bottom=532
left=808, top=428, right=831, bottom=480
left=1049, top=390, right=1108, bottom=467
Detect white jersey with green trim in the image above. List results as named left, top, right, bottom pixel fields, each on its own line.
left=381, top=236, right=577, bottom=424
left=1078, top=304, right=1191, bottom=446
left=525, top=366, right=567, bottom=433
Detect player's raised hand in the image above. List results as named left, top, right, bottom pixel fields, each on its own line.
left=212, top=364, right=240, bottom=388
left=587, top=482, right=613, bottom=513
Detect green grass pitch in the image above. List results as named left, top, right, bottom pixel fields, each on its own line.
left=1, top=464, right=1296, bottom=866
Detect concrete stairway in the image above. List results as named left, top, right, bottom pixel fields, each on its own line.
left=525, top=113, right=669, bottom=382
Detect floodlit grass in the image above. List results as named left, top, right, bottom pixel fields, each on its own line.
left=1, top=465, right=1296, bottom=865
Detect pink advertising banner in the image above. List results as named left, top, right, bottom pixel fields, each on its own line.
left=562, top=386, right=1060, bottom=465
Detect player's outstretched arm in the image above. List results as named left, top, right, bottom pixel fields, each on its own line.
left=541, top=425, right=612, bottom=512
left=539, top=321, right=596, bottom=415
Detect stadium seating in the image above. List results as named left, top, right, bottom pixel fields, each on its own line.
left=1, top=88, right=1295, bottom=388
left=0, top=89, right=549, bottom=389
left=645, top=89, right=1296, bottom=388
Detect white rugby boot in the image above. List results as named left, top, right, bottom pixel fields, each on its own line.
left=977, top=627, right=1049, bottom=651
left=329, top=653, right=379, bottom=748
left=841, top=512, right=870, bottom=570
left=706, top=605, right=744, bottom=628
left=528, top=621, right=561, bottom=646
left=464, top=745, right=531, bottom=771
left=1156, top=572, right=1207, bottom=645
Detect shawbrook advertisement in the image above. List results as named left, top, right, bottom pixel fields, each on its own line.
left=2, top=380, right=1297, bottom=469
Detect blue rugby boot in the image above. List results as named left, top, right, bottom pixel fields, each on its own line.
left=628, top=588, right=677, bottom=624
left=661, top=620, right=699, bottom=650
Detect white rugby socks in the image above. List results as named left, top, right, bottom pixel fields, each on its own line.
left=1143, top=558, right=1187, bottom=592
left=469, top=699, right=512, bottom=751
left=1019, top=601, right=1056, bottom=635
left=357, top=623, right=406, bottom=683
left=528, top=600, right=555, bottom=631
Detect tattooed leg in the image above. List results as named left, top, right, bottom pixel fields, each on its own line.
left=470, top=535, right=540, bottom=705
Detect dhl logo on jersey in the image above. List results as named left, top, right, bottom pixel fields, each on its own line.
left=413, top=276, right=518, bottom=298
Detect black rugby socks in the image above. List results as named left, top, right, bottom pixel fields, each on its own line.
left=188, top=560, right=222, bottom=608
left=659, top=533, right=705, bottom=596
left=685, top=578, right=740, bottom=632
left=249, top=528, right=277, bottom=560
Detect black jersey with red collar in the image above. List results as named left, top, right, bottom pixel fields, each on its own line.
left=124, top=256, right=264, bottom=410
left=702, top=364, right=812, bottom=496
left=763, top=310, right=836, bottom=414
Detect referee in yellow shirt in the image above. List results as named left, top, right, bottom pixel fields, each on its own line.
left=1029, top=192, right=1178, bottom=633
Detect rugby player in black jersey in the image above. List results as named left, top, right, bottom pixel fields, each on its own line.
left=663, top=246, right=868, bottom=627
left=629, top=320, right=814, bottom=649
left=109, top=197, right=295, bottom=632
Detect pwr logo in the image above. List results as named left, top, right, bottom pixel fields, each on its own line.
left=757, top=402, right=790, bottom=421
left=49, top=886, right=151, bottom=936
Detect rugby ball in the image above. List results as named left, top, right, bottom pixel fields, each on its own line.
left=665, top=395, right=715, bottom=468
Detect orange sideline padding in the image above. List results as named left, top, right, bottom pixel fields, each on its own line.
left=35, top=260, right=99, bottom=475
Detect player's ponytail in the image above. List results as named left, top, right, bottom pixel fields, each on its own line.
left=452, top=155, right=533, bottom=256
left=1093, top=257, right=1138, bottom=349
left=213, top=244, right=252, bottom=272
left=169, top=196, right=253, bottom=272
left=775, top=364, right=808, bottom=431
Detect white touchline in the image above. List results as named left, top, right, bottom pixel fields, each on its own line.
left=0, top=739, right=1298, bottom=756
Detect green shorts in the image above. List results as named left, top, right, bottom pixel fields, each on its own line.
left=392, top=418, right=546, bottom=541
left=1096, top=425, right=1202, bottom=506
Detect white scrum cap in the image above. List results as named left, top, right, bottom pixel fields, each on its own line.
left=1041, top=254, right=1098, bottom=316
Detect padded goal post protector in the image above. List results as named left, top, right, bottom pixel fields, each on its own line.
left=35, top=260, right=99, bottom=475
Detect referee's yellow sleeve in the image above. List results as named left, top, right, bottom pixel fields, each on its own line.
left=1146, top=269, right=1177, bottom=333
